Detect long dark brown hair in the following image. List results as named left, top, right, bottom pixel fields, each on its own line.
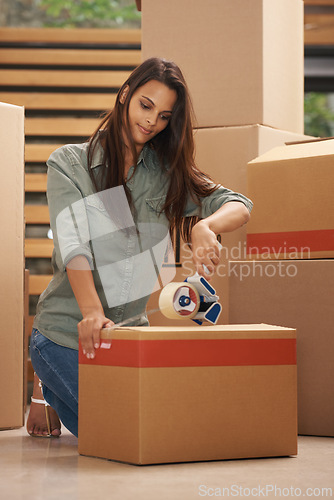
left=87, top=57, right=218, bottom=243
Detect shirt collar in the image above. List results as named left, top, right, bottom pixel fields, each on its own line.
left=89, top=141, right=104, bottom=169
left=90, top=142, right=158, bottom=171
left=137, top=144, right=158, bottom=171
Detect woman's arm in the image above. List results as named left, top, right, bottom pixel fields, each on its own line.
left=190, top=201, right=250, bottom=279
left=66, top=255, right=114, bottom=359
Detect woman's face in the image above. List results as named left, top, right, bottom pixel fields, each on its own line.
left=125, top=80, right=177, bottom=153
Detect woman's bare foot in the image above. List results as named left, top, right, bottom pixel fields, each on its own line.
left=26, top=373, right=61, bottom=437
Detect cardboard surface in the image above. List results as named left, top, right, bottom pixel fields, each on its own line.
left=79, top=324, right=297, bottom=465
left=247, top=138, right=334, bottom=259
left=147, top=125, right=309, bottom=326
left=0, top=102, right=25, bottom=429
left=142, top=0, right=304, bottom=132
left=228, top=260, right=334, bottom=437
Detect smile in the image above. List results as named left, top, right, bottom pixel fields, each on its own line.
left=138, top=124, right=152, bottom=135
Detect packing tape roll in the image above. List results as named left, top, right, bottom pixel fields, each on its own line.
left=159, top=282, right=200, bottom=320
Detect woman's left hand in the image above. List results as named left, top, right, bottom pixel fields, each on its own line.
left=190, top=220, right=220, bottom=280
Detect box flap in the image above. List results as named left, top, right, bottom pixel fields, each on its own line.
left=248, top=137, right=334, bottom=164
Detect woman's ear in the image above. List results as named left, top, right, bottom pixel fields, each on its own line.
left=120, top=85, right=129, bottom=104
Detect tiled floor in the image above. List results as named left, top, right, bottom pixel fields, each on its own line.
left=1, top=412, right=333, bottom=500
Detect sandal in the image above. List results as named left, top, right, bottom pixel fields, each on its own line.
left=26, top=374, right=61, bottom=438
left=29, top=396, right=53, bottom=438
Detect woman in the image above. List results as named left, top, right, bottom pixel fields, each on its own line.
left=27, top=57, right=252, bottom=438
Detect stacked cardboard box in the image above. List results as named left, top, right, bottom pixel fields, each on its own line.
left=246, top=138, right=334, bottom=259
left=143, top=0, right=308, bottom=324
left=228, top=260, right=334, bottom=437
left=142, top=0, right=304, bottom=132
left=228, top=139, right=334, bottom=437
left=0, top=102, right=25, bottom=429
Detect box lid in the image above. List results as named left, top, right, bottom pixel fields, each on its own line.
left=100, top=323, right=295, bottom=340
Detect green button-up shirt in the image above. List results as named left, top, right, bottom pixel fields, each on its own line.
left=33, top=142, right=252, bottom=350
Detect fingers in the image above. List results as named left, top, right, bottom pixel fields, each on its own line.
left=100, top=319, right=115, bottom=350
left=193, top=242, right=221, bottom=280
left=190, top=221, right=222, bottom=279
left=79, top=319, right=99, bottom=359
left=104, top=320, right=114, bottom=329
left=79, top=315, right=113, bottom=359
left=197, top=262, right=214, bottom=280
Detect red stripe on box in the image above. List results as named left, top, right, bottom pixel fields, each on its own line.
left=247, top=229, right=334, bottom=255
left=79, top=338, right=296, bottom=367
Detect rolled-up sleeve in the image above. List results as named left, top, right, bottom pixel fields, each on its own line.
left=47, top=147, right=94, bottom=271
left=184, top=184, right=253, bottom=218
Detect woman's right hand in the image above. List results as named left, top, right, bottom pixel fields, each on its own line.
left=78, top=311, right=114, bottom=359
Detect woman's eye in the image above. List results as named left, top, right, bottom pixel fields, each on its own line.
left=140, top=101, right=150, bottom=110
left=160, top=114, right=169, bottom=121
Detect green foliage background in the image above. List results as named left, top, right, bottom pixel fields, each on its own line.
left=304, top=93, right=334, bottom=138
left=40, top=0, right=141, bottom=28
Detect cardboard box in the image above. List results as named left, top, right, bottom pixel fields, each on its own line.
left=147, top=125, right=309, bottom=326
left=79, top=324, right=297, bottom=465
left=247, top=138, right=334, bottom=259
left=194, top=126, right=310, bottom=256
left=228, top=260, right=334, bottom=437
left=0, top=102, right=25, bottom=429
left=142, top=0, right=304, bottom=132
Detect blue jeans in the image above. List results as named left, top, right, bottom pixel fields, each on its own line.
left=30, top=328, right=78, bottom=437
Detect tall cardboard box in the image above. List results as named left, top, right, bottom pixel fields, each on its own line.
left=79, top=324, right=297, bottom=465
left=147, top=125, right=309, bottom=326
left=0, top=102, right=25, bottom=429
left=228, top=260, right=334, bottom=437
left=247, top=138, right=334, bottom=259
left=142, top=0, right=304, bottom=132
